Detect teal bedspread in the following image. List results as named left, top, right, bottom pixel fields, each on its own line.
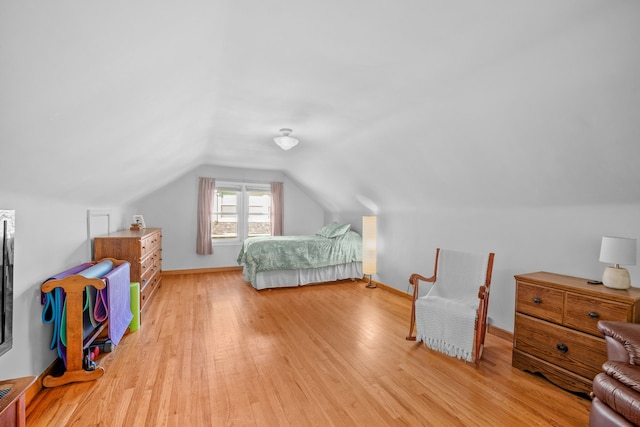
left=237, top=230, right=362, bottom=284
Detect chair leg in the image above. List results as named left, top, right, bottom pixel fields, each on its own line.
left=406, top=299, right=417, bottom=341
left=472, top=321, right=489, bottom=363
left=405, top=283, right=418, bottom=341
left=406, top=276, right=422, bottom=341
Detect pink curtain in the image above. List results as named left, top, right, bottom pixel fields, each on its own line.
left=196, top=177, right=215, bottom=255
left=271, top=182, right=283, bottom=236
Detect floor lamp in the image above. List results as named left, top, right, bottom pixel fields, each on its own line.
left=363, top=216, right=377, bottom=288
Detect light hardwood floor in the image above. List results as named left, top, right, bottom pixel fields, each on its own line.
left=26, top=271, right=592, bottom=426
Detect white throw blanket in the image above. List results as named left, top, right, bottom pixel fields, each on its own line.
left=415, top=250, right=489, bottom=362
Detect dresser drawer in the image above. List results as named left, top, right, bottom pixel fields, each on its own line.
left=140, top=235, right=154, bottom=259
left=140, top=272, right=161, bottom=311
left=151, top=248, right=162, bottom=270
left=516, top=282, right=564, bottom=323
left=140, top=265, right=158, bottom=290
left=564, top=292, right=631, bottom=336
left=151, top=232, right=161, bottom=249
left=515, top=313, right=607, bottom=380
left=140, top=251, right=156, bottom=277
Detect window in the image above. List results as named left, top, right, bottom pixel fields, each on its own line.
left=247, top=189, right=271, bottom=237
left=212, top=182, right=271, bottom=242
left=212, top=187, right=239, bottom=239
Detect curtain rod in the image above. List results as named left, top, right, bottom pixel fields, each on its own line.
left=199, top=176, right=282, bottom=184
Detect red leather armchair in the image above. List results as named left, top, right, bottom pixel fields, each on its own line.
left=590, top=321, right=640, bottom=426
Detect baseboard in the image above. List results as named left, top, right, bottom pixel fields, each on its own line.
left=367, top=279, right=412, bottom=300
left=25, top=358, right=59, bottom=407
left=487, top=325, right=513, bottom=341
left=163, top=266, right=243, bottom=275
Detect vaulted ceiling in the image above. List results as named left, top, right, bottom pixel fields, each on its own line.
left=1, top=1, right=639, bottom=212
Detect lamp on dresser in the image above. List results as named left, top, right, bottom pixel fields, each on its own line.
left=599, top=236, right=637, bottom=289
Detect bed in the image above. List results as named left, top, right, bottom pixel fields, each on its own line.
left=237, top=222, right=363, bottom=290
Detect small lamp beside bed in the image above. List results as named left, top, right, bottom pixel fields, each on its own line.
left=363, top=216, right=377, bottom=288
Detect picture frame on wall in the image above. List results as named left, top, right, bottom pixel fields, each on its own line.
left=132, top=215, right=146, bottom=229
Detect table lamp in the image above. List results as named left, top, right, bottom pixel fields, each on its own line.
left=599, top=236, right=637, bottom=289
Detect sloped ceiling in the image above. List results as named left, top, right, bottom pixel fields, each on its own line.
left=1, top=1, right=639, bottom=212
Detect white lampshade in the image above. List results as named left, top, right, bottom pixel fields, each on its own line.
left=362, top=216, right=377, bottom=276
left=273, top=128, right=299, bottom=150
left=599, top=236, right=637, bottom=266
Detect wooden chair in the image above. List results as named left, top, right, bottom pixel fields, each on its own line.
left=406, top=248, right=495, bottom=363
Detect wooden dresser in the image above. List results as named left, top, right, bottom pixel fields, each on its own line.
left=513, top=271, right=640, bottom=395
left=94, top=228, right=162, bottom=320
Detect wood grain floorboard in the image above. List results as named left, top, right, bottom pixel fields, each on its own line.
left=26, top=271, right=592, bottom=426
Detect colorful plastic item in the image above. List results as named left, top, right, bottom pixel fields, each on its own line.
left=129, top=282, right=140, bottom=332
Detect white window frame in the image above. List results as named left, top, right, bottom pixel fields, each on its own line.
left=212, top=181, right=271, bottom=245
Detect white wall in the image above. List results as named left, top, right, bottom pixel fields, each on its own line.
left=0, top=190, right=130, bottom=379
left=336, top=203, right=640, bottom=333
left=131, top=164, right=325, bottom=271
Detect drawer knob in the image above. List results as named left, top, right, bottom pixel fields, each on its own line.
left=556, top=343, right=569, bottom=353
left=533, top=297, right=541, bottom=304
left=588, top=311, right=600, bottom=319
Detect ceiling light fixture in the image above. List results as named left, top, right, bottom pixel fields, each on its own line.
left=273, top=128, right=299, bottom=150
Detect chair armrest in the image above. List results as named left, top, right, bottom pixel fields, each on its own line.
left=408, top=273, right=436, bottom=302
left=409, top=273, right=436, bottom=285
left=598, top=321, right=640, bottom=365
left=603, top=361, right=640, bottom=393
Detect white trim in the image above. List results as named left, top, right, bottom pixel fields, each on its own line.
left=87, top=209, right=112, bottom=259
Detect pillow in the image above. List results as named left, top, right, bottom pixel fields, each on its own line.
left=316, top=222, right=351, bottom=238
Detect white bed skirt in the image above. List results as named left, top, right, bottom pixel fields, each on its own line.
left=248, top=262, right=363, bottom=290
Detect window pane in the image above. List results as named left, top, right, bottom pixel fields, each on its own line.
left=213, top=189, right=238, bottom=239
left=248, top=191, right=270, bottom=237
